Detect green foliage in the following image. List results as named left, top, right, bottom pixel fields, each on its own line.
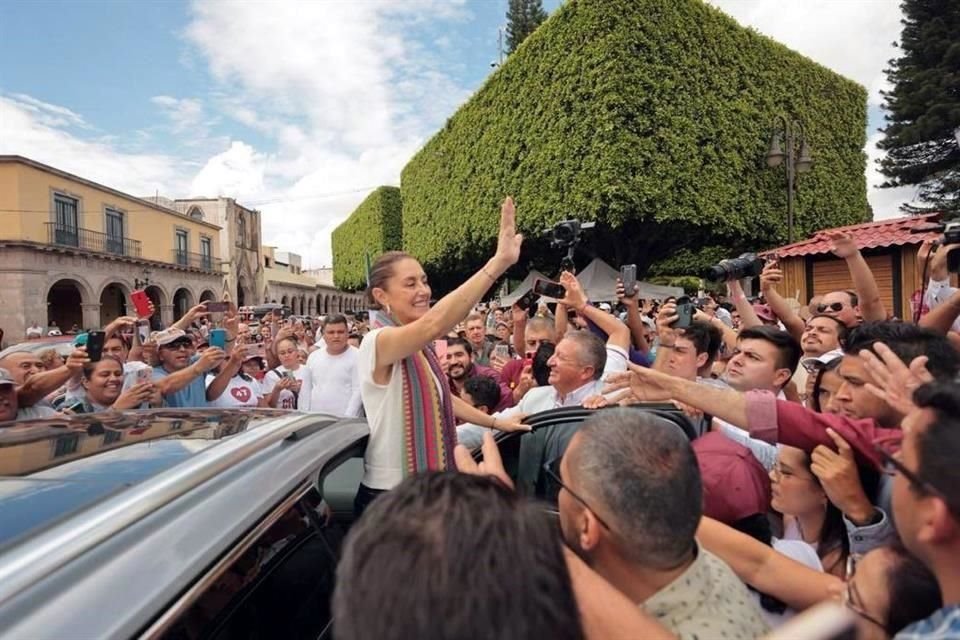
left=332, top=186, right=402, bottom=290
left=506, top=0, right=549, bottom=54
left=400, top=0, right=868, bottom=294
left=877, top=0, right=960, bottom=213
left=647, top=275, right=703, bottom=296
left=647, top=246, right=731, bottom=279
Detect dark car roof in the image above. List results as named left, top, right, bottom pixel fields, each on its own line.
left=0, top=409, right=290, bottom=548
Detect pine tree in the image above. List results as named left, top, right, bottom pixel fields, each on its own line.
left=505, top=0, right=549, bottom=54
left=877, top=0, right=960, bottom=214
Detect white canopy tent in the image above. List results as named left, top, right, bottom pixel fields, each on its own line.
left=576, top=258, right=683, bottom=301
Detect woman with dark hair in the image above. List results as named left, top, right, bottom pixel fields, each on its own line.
left=74, top=356, right=156, bottom=412
left=356, top=197, right=527, bottom=515
left=770, top=444, right=850, bottom=576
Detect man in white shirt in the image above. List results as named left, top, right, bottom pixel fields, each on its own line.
left=306, top=313, right=362, bottom=416
left=458, top=273, right=630, bottom=447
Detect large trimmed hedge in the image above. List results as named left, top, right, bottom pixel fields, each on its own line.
left=332, top=186, right=402, bottom=290
left=400, top=0, right=867, bottom=290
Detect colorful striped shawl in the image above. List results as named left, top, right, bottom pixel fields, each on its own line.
left=370, top=310, right=458, bottom=475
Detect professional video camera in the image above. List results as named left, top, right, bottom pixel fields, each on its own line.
left=703, top=253, right=765, bottom=283
left=913, top=219, right=960, bottom=272
left=542, top=219, right=595, bottom=271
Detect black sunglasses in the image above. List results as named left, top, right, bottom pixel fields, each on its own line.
left=816, top=302, right=846, bottom=313
left=542, top=458, right=611, bottom=531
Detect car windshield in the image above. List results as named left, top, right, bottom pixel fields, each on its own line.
left=0, top=409, right=287, bottom=549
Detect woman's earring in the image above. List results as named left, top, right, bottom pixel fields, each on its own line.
left=385, top=304, right=392, bottom=316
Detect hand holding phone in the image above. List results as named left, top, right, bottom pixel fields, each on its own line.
left=620, top=264, right=638, bottom=297
left=532, top=278, right=566, bottom=299
left=131, top=290, right=152, bottom=318
left=205, top=301, right=230, bottom=313
left=673, top=297, right=694, bottom=329
left=135, top=367, right=153, bottom=385
left=209, top=328, right=227, bottom=349
left=86, top=331, right=106, bottom=362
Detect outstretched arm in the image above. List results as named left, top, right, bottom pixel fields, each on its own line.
left=374, top=197, right=523, bottom=372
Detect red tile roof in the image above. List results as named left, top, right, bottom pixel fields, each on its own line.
left=763, top=213, right=943, bottom=258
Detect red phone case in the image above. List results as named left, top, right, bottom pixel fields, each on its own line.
left=131, top=290, right=151, bottom=317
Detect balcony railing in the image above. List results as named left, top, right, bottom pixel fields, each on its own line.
left=46, top=223, right=142, bottom=258
left=173, top=250, right=216, bottom=271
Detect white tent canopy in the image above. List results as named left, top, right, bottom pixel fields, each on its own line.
left=500, top=259, right=684, bottom=307
left=576, top=257, right=683, bottom=301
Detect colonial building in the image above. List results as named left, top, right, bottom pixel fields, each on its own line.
left=170, top=196, right=264, bottom=308
left=262, top=247, right=364, bottom=315
left=0, top=156, right=223, bottom=343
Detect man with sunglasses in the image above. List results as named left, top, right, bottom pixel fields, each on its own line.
left=151, top=329, right=227, bottom=408
left=885, top=383, right=960, bottom=639
left=815, top=292, right=862, bottom=328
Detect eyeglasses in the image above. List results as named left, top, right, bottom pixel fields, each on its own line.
left=161, top=342, right=192, bottom=351
left=874, top=441, right=959, bottom=516
left=542, top=458, right=611, bottom=531
left=816, top=302, right=846, bottom=313
left=843, top=554, right=888, bottom=632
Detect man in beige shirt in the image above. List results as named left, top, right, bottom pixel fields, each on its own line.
left=555, top=409, right=768, bottom=639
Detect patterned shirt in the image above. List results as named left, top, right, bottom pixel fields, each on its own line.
left=640, top=544, right=769, bottom=640
left=896, top=605, right=960, bottom=640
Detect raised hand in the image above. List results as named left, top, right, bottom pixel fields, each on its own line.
left=860, top=341, right=933, bottom=417
left=559, top=271, right=587, bottom=310
left=65, top=348, right=90, bottom=374
left=454, top=431, right=515, bottom=489
left=493, top=196, right=523, bottom=270
left=616, top=277, right=639, bottom=306
left=827, top=231, right=859, bottom=260
left=759, top=261, right=783, bottom=293
left=197, top=346, right=227, bottom=373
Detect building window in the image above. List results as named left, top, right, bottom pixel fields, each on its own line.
left=264, top=257, right=271, bottom=268
left=175, top=229, right=189, bottom=265
left=53, top=433, right=80, bottom=458
left=53, top=193, right=79, bottom=246
left=200, top=236, right=212, bottom=270
left=188, top=206, right=204, bottom=220
left=105, top=208, right=125, bottom=255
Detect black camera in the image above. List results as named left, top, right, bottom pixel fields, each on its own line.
left=542, top=219, right=595, bottom=271
left=703, top=253, right=765, bottom=283
left=543, top=219, right=595, bottom=249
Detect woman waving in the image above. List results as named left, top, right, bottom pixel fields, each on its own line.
left=357, top=197, right=526, bottom=514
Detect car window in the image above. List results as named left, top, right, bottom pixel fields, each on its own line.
left=159, top=487, right=343, bottom=640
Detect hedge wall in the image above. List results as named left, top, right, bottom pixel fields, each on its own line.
left=332, top=186, right=402, bottom=290
left=400, top=0, right=867, bottom=291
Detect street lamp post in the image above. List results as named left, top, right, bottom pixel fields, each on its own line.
left=765, top=115, right=813, bottom=244
left=134, top=267, right=153, bottom=291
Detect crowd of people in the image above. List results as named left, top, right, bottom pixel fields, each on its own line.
left=2, top=197, right=958, bottom=639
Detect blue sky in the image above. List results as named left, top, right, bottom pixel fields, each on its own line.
left=0, top=0, right=912, bottom=267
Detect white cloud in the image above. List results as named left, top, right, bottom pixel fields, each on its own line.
left=705, top=0, right=902, bottom=105
left=0, top=95, right=189, bottom=197
left=181, top=0, right=473, bottom=266
left=7, top=93, right=90, bottom=129
left=190, top=140, right=267, bottom=198
left=150, top=95, right=205, bottom=133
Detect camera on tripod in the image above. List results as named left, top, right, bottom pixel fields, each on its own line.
left=542, top=220, right=595, bottom=271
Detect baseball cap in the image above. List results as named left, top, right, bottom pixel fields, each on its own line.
left=152, top=328, right=190, bottom=347
left=0, top=368, right=16, bottom=387
left=800, top=349, right=844, bottom=374
left=693, top=432, right=771, bottom=524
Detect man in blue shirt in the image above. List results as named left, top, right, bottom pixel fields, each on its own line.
left=151, top=330, right=225, bottom=408
left=890, top=382, right=960, bottom=639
